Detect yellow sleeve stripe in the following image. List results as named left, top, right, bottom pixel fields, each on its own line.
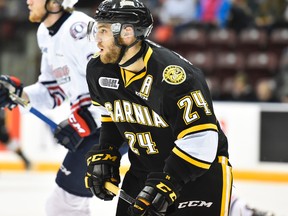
left=101, top=116, right=113, bottom=122
left=220, top=156, right=233, bottom=216
left=177, top=123, right=218, bottom=139
left=92, top=100, right=101, bottom=106
left=218, top=156, right=229, bottom=165
left=172, top=147, right=211, bottom=169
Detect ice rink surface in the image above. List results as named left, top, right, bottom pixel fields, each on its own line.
left=0, top=171, right=287, bottom=216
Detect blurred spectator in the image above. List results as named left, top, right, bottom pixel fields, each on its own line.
left=255, top=78, right=280, bottom=102
left=142, top=0, right=161, bottom=10
left=152, top=0, right=197, bottom=43
left=220, top=72, right=257, bottom=101
left=226, top=0, right=255, bottom=33
left=0, top=0, right=27, bottom=20
left=0, top=0, right=30, bottom=51
left=247, top=0, right=287, bottom=31
left=158, top=0, right=197, bottom=27
left=196, top=0, right=232, bottom=30
left=0, top=0, right=8, bottom=19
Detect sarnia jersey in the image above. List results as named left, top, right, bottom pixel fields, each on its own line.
left=86, top=40, right=229, bottom=180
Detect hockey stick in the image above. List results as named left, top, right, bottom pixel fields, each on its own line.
left=104, top=182, right=163, bottom=216
left=0, top=78, right=58, bottom=131
left=8, top=92, right=58, bottom=132
left=8, top=91, right=84, bottom=150
left=104, top=181, right=135, bottom=204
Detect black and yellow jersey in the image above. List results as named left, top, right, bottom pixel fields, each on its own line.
left=86, top=40, right=229, bottom=182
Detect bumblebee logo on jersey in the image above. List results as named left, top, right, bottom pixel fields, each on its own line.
left=162, top=65, right=186, bottom=85
left=104, top=100, right=168, bottom=127
left=99, top=77, right=119, bottom=89
left=178, top=200, right=213, bottom=209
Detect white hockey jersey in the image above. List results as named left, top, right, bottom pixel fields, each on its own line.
left=24, top=11, right=101, bottom=126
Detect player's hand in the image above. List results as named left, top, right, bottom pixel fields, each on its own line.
left=53, top=107, right=97, bottom=151
left=0, top=75, right=23, bottom=110
left=85, top=144, right=121, bottom=201
left=53, top=119, right=83, bottom=151
left=127, top=172, right=182, bottom=216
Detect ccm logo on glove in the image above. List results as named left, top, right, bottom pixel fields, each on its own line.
left=87, top=153, right=119, bottom=165
left=157, top=182, right=177, bottom=202
left=68, top=112, right=91, bottom=137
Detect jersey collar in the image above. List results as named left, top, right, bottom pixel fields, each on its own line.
left=47, top=12, right=71, bottom=36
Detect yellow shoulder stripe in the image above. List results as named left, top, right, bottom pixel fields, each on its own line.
left=177, top=123, right=218, bottom=139
left=101, top=116, right=113, bottom=122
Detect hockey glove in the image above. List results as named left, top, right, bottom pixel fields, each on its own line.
left=68, top=107, right=97, bottom=137
left=127, top=172, right=182, bottom=216
left=53, top=107, right=97, bottom=151
left=0, top=75, right=23, bottom=110
left=85, top=144, right=121, bottom=201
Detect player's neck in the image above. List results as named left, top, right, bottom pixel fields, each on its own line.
left=43, top=12, right=63, bottom=28
left=119, top=43, right=145, bottom=73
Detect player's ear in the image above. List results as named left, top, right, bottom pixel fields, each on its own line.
left=47, top=0, right=61, bottom=11
left=120, top=25, right=135, bottom=43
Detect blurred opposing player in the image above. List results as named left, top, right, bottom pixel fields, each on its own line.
left=0, top=0, right=101, bottom=215
left=230, top=194, right=274, bottom=216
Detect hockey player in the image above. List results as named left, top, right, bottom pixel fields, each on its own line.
left=84, top=1, right=275, bottom=216
left=84, top=0, right=233, bottom=215
left=0, top=0, right=101, bottom=215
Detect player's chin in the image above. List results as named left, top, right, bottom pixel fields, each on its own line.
left=29, top=15, right=41, bottom=23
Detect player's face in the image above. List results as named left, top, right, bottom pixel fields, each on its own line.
left=26, top=0, right=46, bottom=23
left=95, top=23, right=121, bottom=64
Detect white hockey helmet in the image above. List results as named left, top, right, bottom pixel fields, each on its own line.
left=54, top=0, right=78, bottom=10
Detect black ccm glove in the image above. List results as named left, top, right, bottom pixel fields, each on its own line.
left=127, top=172, right=182, bottom=216
left=0, top=75, right=23, bottom=109
left=85, top=144, right=121, bottom=200
left=53, top=107, right=97, bottom=152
